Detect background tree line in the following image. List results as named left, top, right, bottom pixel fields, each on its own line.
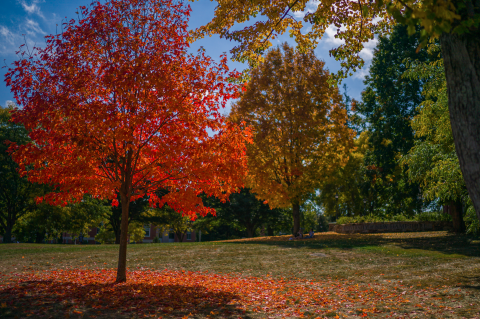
left=316, top=24, right=478, bottom=234
left=1, top=24, right=479, bottom=242
left=1, top=105, right=326, bottom=242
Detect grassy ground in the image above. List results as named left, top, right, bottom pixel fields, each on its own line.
left=0, top=231, right=479, bottom=318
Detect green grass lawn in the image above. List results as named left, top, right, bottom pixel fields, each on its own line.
left=0, top=231, right=479, bottom=318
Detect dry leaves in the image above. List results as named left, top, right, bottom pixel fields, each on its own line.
left=0, top=269, right=475, bottom=318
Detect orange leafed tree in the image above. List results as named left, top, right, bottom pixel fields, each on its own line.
left=5, top=0, right=250, bottom=282
left=230, top=44, right=354, bottom=235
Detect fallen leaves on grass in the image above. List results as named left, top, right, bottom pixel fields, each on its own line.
left=0, top=269, right=473, bottom=318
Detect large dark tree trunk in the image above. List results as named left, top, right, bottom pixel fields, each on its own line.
left=267, top=225, right=274, bottom=236
left=116, top=191, right=130, bottom=283
left=292, top=201, right=300, bottom=236
left=444, top=201, right=466, bottom=233
left=114, top=228, right=121, bottom=245
left=3, top=226, right=13, bottom=243
left=2, top=209, right=15, bottom=243
left=245, top=223, right=256, bottom=237
left=440, top=30, right=480, bottom=223
left=35, top=230, right=44, bottom=243
left=176, top=231, right=185, bottom=242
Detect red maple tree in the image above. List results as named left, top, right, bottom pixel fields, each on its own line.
left=5, top=0, right=250, bottom=282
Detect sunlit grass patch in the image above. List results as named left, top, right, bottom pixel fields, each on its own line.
left=0, top=231, right=479, bottom=318
left=356, top=245, right=468, bottom=259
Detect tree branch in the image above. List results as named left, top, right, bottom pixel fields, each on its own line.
left=261, top=0, right=301, bottom=45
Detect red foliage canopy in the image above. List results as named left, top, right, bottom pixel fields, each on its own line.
left=5, top=0, right=250, bottom=220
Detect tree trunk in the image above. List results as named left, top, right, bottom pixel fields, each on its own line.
left=2, top=211, right=15, bottom=243
left=245, top=224, right=256, bottom=237
left=267, top=225, right=274, bottom=236
left=440, top=30, right=480, bottom=222
left=114, top=228, right=121, bottom=245
left=444, top=201, right=466, bottom=233
left=110, top=209, right=122, bottom=244
left=116, top=192, right=130, bottom=283
left=3, top=226, right=12, bottom=243
left=292, top=201, right=300, bottom=236
left=35, top=230, right=44, bottom=243
left=176, top=232, right=185, bottom=242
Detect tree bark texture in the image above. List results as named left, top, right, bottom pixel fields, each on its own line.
left=116, top=192, right=130, bottom=283
left=292, top=202, right=300, bottom=236
left=440, top=30, right=480, bottom=223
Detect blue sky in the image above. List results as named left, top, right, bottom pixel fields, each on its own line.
left=0, top=0, right=378, bottom=111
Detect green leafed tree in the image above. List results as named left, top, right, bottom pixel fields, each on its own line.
left=192, top=0, right=480, bottom=223
left=356, top=24, right=433, bottom=217
left=14, top=195, right=109, bottom=243
left=203, top=188, right=284, bottom=238
left=154, top=204, right=193, bottom=242
left=402, top=44, right=470, bottom=233
left=0, top=104, right=41, bottom=243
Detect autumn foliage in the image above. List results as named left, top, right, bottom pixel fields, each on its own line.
left=4, top=0, right=250, bottom=282
left=0, top=268, right=467, bottom=318
left=230, top=44, right=354, bottom=234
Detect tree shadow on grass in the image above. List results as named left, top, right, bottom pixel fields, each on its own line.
left=0, top=279, right=250, bottom=318
left=457, top=275, right=480, bottom=290
left=227, top=232, right=480, bottom=258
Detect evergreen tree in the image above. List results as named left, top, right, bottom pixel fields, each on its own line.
left=201, top=188, right=285, bottom=239
left=356, top=24, right=433, bottom=217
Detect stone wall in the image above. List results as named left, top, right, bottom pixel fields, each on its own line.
left=329, top=221, right=453, bottom=234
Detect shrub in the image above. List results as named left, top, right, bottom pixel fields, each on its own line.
left=415, top=211, right=452, bottom=222
left=128, top=222, right=146, bottom=243
left=95, top=226, right=115, bottom=244
left=336, top=212, right=452, bottom=225
left=465, top=205, right=480, bottom=236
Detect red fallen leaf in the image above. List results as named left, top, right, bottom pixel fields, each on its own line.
left=0, top=269, right=468, bottom=317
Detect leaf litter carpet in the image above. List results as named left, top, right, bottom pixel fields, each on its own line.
left=0, top=269, right=477, bottom=318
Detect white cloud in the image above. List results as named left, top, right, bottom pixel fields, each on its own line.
left=18, top=0, right=45, bottom=19
left=322, top=25, right=346, bottom=46
left=358, top=37, right=378, bottom=61
left=0, top=26, right=17, bottom=54
left=0, top=18, right=45, bottom=55
left=353, top=66, right=370, bottom=80
left=24, top=18, right=45, bottom=36
left=291, top=0, right=320, bottom=19
left=0, top=26, right=15, bottom=46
